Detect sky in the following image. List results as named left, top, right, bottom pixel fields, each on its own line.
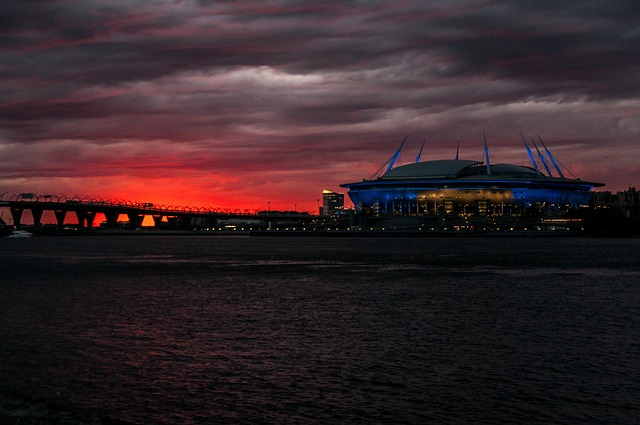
left=1, top=0, right=639, bottom=212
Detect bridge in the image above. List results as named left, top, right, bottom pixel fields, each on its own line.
left=0, top=192, right=320, bottom=232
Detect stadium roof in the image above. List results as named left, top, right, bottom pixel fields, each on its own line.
left=382, top=160, right=480, bottom=179
left=381, top=159, right=541, bottom=181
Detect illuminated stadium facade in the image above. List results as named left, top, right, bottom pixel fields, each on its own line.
left=340, top=134, right=604, bottom=231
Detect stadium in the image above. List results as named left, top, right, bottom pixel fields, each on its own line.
left=340, top=133, right=604, bottom=231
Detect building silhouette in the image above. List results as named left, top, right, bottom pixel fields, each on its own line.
left=322, top=190, right=344, bottom=216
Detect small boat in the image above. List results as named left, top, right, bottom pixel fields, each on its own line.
left=7, top=230, right=34, bottom=238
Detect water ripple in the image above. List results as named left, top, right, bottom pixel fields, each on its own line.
left=1, top=236, right=639, bottom=424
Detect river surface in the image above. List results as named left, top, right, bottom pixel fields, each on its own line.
left=1, top=236, right=639, bottom=424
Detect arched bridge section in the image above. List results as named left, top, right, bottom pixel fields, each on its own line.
left=0, top=192, right=317, bottom=231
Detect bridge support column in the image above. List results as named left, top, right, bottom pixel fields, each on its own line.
left=31, top=208, right=43, bottom=231
left=85, top=212, right=96, bottom=230
left=178, top=215, right=194, bottom=230
left=127, top=213, right=143, bottom=229
left=104, top=212, right=118, bottom=228
left=10, top=208, right=23, bottom=230
left=75, top=211, right=86, bottom=231
left=192, top=216, right=211, bottom=229
left=152, top=215, right=164, bottom=228
left=54, top=210, right=66, bottom=231
left=166, top=216, right=178, bottom=229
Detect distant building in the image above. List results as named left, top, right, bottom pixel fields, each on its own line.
left=322, top=190, right=344, bottom=216
left=593, top=187, right=639, bottom=219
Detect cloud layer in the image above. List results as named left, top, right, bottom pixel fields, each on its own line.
left=2, top=0, right=639, bottom=210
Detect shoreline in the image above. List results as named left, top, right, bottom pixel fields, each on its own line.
left=4, top=227, right=640, bottom=238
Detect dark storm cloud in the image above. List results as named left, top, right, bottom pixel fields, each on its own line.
left=3, top=1, right=639, bottom=91
left=1, top=0, right=639, bottom=207
left=433, top=2, right=640, bottom=98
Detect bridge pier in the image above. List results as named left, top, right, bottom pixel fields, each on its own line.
left=165, top=215, right=194, bottom=229
left=85, top=212, right=96, bottom=230
left=75, top=211, right=86, bottom=231
left=178, top=214, right=194, bottom=230
left=31, top=207, right=43, bottom=231
left=152, top=215, right=164, bottom=228
left=191, top=216, right=212, bottom=229
left=54, top=210, right=67, bottom=231
left=74, top=211, right=96, bottom=230
left=127, top=213, right=144, bottom=229
left=166, top=216, right=178, bottom=229
left=10, top=208, right=23, bottom=230
left=104, top=212, right=118, bottom=228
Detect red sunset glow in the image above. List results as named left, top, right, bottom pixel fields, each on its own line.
left=1, top=1, right=639, bottom=212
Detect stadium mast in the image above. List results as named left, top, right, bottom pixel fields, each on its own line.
left=368, top=133, right=410, bottom=179
left=415, top=138, right=426, bottom=163
left=537, top=134, right=565, bottom=178
left=531, top=136, right=553, bottom=176
left=483, top=130, right=491, bottom=175
left=385, top=132, right=409, bottom=173
left=520, top=130, right=540, bottom=174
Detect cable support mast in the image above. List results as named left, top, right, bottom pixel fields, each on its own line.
left=531, top=136, right=553, bottom=176
left=368, top=133, right=410, bottom=179
left=520, top=130, right=540, bottom=174
left=483, top=130, right=491, bottom=175
left=537, top=134, right=565, bottom=178
left=415, top=138, right=426, bottom=163
left=385, top=132, right=409, bottom=173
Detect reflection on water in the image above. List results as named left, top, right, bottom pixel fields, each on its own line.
left=0, top=236, right=639, bottom=424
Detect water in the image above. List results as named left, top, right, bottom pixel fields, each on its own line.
left=0, top=236, right=639, bottom=424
